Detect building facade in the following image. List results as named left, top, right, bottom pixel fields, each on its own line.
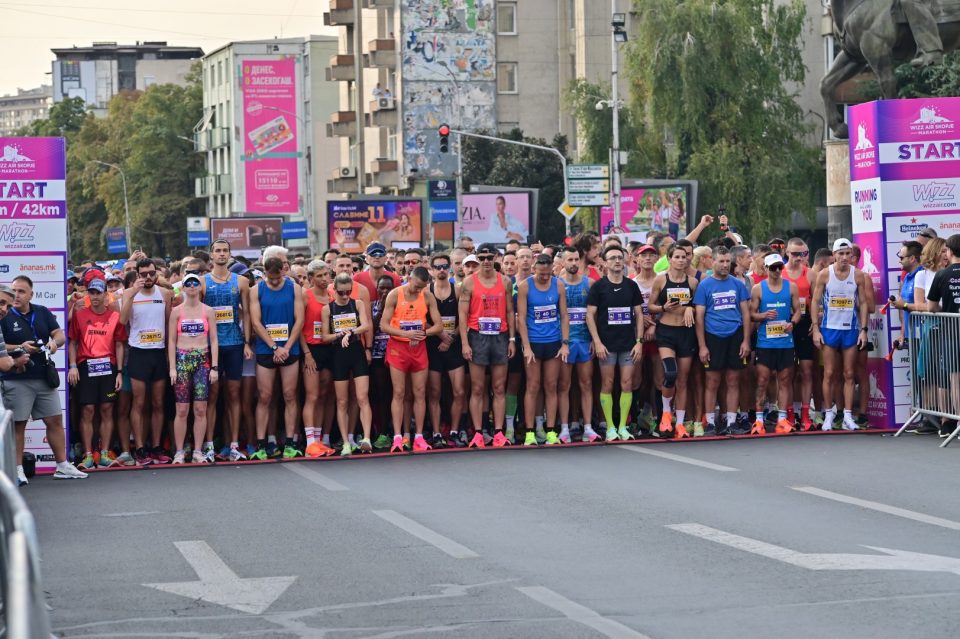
left=0, top=85, right=52, bottom=136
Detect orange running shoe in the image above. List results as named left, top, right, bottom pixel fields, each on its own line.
left=674, top=423, right=690, bottom=439
left=800, top=417, right=813, bottom=432
left=775, top=419, right=795, bottom=434
left=750, top=419, right=766, bottom=435
left=468, top=432, right=485, bottom=448
left=305, top=442, right=335, bottom=458
left=658, top=411, right=674, bottom=436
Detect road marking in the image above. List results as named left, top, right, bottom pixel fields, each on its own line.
left=617, top=445, right=739, bottom=472
left=143, top=541, right=296, bottom=614
left=372, top=510, right=479, bottom=559
left=103, top=511, right=162, bottom=517
left=517, top=586, right=652, bottom=639
left=668, top=523, right=960, bottom=575
left=792, top=486, right=960, bottom=531
left=283, top=463, right=349, bottom=491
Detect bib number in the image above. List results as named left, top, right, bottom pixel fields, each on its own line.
left=799, top=298, right=807, bottom=315
left=87, top=357, right=112, bottom=377
left=441, top=315, right=457, bottom=333
left=533, top=304, right=558, bottom=324
left=666, top=288, right=691, bottom=305
left=214, top=306, right=234, bottom=324
left=313, top=321, right=323, bottom=340
left=400, top=320, right=424, bottom=332
left=332, top=313, right=358, bottom=334
left=138, top=330, right=162, bottom=345
left=607, top=306, right=631, bottom=325
left=266, top=323, right=289, bottom=343
left=478, top=316, right=501, bottom=335
left=180, top=319, right=204, bottom=336
left=829, top=295, right=854, bottom=310
left=372, top=333, right=389, bottom=358
left=765, top=321, right=788, bottom=339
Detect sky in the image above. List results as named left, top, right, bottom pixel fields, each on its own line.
left=0, top=0, right=338, bottom=96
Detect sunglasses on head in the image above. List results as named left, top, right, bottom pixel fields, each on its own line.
left=789, top=251, right=809, bottom=258
left=477, top=255, right=495, bottom=262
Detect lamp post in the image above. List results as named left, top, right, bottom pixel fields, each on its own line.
left=439, top=64, right=464, bottom=244
left=92, top=160, right=131, bottom=253
left=610, top=7, right=628, bottom=230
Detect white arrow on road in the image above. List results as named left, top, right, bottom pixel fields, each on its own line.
left=143, top=541, right=296, bottom=614
left=668, top=523, right=960, bottom=575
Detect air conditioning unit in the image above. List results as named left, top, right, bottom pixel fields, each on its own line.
left=378, top=97, right=395, bottom=110
left=340, top=167, right=357, bottom=178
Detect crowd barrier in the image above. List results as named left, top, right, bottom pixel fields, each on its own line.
left=896, top=311, right=960, bottom=447
left=0, top=408, right=53, bottom=639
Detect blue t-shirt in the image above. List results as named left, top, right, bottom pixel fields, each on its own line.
left=901, top=266, right=921, bottom=331
left=693, top=276, right=750, bottom=338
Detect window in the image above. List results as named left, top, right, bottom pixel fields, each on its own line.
left=61, top=60, right=80, bottom=80
left=497, top=3, right=517, bottom=35
left=497, top=62, right=518, bottom=94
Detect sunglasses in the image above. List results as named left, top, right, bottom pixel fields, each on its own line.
left=404, top=260, right=420, bottom=265
left=767, top=265, right=783, bottom=271
left=138, top=271, right=157, bottom=278
left=183, top=279, right=201, bottom=288
left=433, top=264, right=450, bottom=270
left=477, top=255, right=495, bottom=262
left=789, top=251, right=809, bottom=258
left=335, top=288, right=352, bottom=295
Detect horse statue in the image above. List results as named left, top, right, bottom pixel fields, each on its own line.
left=821, top=0, right=960, bottom=138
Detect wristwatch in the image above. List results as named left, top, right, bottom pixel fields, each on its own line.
left=562, top=339, right=570, bottom=345
left=210, top=365, right=219, bottom=371
left=271, top=343, right=279, bottom=351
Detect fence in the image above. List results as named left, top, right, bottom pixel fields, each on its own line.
left=895, top=311, right=960, bottom=447
left=0, top=407, right=54, bottom=639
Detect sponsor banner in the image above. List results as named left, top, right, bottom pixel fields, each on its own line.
left=455, top=192, right=530, bottom=246
left=884, top=211, right=960, bottom=243
left=187, top=230, right=210, bottom=247
left=878, top=140, right=960, bottom=165
left=210, top=217, right=283, bottom=259
left=281, top=220, right=308, bottom=240
left=429, top=199, right=457, bottom=223
left=0, top=218, right=66, bottom=252
left=850, top=177, right=883, bottom=234
left=328, top=200, right=423, bottom=253
left=428, top=179, right=456, bottom=200
left=599, top=186, right=689, bottom=239
left=874, top=98, right=960, bottom=142
left=848, top=102, right=880, bottom=181
left=882, top=178, right=960, bottom=213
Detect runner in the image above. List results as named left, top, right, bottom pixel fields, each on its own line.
left=300, top=260, right=337, bottom=458
left=249, top=256, right=305, bottom=459
left=782, top=238, right=816, bottom=429
left=369, top=274, right=397, bottom=449
left=586, top=245, right=645, bottom=442
left=517, top=254, right=570, bottom=445
left=380, top=266, right=444, bottom=452
left=166, top=273, right=219, bottom=464
left=558, top=246, right=598, bottom=442
left=632, top=244, right=660, bottom=433
left=811, top=238, right=871, bottom=431
left=749, top=254, right=801, bottom=435
left=427, top=253, right=466, bottom=450
left=354, top=242, right=401, bottom=302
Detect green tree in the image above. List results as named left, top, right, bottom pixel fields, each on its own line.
left=17, top=96, right=87, bottom=138
left=860, top=51, right=960, bottom=100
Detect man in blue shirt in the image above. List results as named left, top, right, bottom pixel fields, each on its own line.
left=694, top=247, right=752, bottom=435
left=892, top=240, right=923, bottom=345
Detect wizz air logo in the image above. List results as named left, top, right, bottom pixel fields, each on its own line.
left=0, top=222, right=35, bottom=242
left=912, top=181, right=956, bottom=202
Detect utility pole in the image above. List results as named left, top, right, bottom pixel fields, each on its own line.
left=93, top=160, right=131, bottom=253
left=611, top=0, right=624, bottom=230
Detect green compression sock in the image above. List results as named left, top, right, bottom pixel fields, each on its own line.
left=505, top=394, right=518, bottom=419
left=600, top=393, right=614, bottom=427
left=619, top=392, right=633, bottom=429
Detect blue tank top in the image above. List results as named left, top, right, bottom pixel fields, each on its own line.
left=525, top=276, right=561, bottom=344
left=564, top=277, right=590, bottom=343
left=254, top=279, right=301, bottom=356
left=204, top=272, right=243, bottom=347
left=756, top=280, right=794, bottom=349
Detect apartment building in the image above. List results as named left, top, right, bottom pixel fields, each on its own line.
left=0, top=85, right=52, bottom=136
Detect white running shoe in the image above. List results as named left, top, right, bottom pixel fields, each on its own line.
left=558, top=428, right=571, bottom=444
left=582, top=426, right=600, bottom=442
left=228, top=447, right=247, bottom=462
left=16, top=465, right=28, bottom=486
left=822, top=411, right=837, bottom=432
left=842, top=417, right=859, bottom=431
left=53, top=464, right=88, bottom=480
left=605, top=427, right=620, bottom=442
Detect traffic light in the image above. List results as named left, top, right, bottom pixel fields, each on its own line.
left=438, top=124, right=450, bottom=153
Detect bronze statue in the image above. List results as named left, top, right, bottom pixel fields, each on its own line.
left=821, top=0, right=960, bottom=138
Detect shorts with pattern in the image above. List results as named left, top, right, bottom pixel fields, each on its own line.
left=174, top=348, right=210, bottom=403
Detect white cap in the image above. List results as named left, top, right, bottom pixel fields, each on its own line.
left=463, top=254, right=480, bottom=265
left=832, top=238, right=852, bottom=252
left=764, top=253, right=784, bottom=268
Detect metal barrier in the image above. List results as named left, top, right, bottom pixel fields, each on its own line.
left=0, top=408, right=54, bottom=639
left=896, top=311, right=960, bottom=447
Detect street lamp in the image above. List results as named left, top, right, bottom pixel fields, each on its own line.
left=91, top=160, right=131, bottom=254
left=609, top=2, right=628, bottom=229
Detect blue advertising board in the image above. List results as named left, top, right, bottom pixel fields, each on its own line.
left=106, top=227, right=128, bottom=254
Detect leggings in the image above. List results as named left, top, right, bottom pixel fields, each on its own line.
left=174, top=348, right=210, bottom=403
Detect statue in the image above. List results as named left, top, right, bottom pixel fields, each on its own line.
left=821, top=0, right=960, bottom=138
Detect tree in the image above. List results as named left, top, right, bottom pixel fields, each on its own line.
left=17, top=97, right=87, bottom=138
left=859, top=51, right=960, bottom=100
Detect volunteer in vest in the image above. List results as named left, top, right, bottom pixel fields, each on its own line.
left=68, top=277, right=127, bottom=469
left=380, top=266, right=445, bottom=453
left=585, top=245, right=645, bottom=442
left=249, top=256, right=305, bottom=460
left=354, top=242, right=401, bottom=302
left=166, top=273, right=219, bottom=464
left=782, top=238, right=816, bottom=430
left=749, top=254, right=801, bottom=435
left=459, top=243, right=517, bottom=448
left=693, top=247, right=752, bottom=436
left=427, top=253, right=466, bottom=450
left=649, top=245, right=700, bottom=438
left=321, top=272, right=374, bottom=455
left=300, top=260, right=337, bottom=458
left=811, top=238, right=871, bottom=432
left=203, top=239, right=252, bottom=463
left=632, top=244, right=660, bottom=434
left=119, top=257, right=173, bottom=465
left=557, top=245, right=598, bottom=442
left=517, top=254, right=570, bottom=446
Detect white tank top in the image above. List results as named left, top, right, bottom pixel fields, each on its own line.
left=822, top=265, right=858, bottom=331
left=128, top=286, right=166, bottom=349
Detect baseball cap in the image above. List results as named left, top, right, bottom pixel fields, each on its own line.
left=88, top=279, right=106, bottom=292
left=229, top=261, right=250, bottom=276
left=832, top=238, right=852, bottom=252
left=105, top=274, right=121, bottom=283
left=250, top=269, right=265, bottom=280
left=366, top=242, right=387, bottom=257
left=638, top=244, right=657, bottom=255
left=463, top=254, right=480, bottom=266
left=764, top=253, right=785, bottom=268
left=182, top=273, right=202, bottom=286
left=476, top=243, right=499, bottom=256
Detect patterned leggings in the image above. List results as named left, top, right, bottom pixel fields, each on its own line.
left=174, top=348, right=210, bottom=404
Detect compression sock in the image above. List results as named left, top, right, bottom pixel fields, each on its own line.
left=619, top=392, right=633, bottom=429
left=506, top=394, right=518, bottom=422
left=600, top=393, right=614, bottom=427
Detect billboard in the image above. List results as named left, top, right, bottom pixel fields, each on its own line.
left=0, top=137, right=70, bottom=474
left=210, top=217, right=282, bottom=259
left=327, top=200, right=423, bottom=253
left=240, top=56, right=301, bottom=215
left=599, top=186, right=690, bottom=240
left=455, top=192, right=531, bottom=245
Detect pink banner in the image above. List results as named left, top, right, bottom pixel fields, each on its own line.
left=242, top=57, right=300, bottom=215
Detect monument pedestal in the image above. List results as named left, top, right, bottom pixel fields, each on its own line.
left=825, top=139, right=852, bottom=242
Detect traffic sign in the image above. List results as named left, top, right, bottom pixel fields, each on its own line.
left=569, top=193, right=610, bottom=207
left=281, top=220, right=308, bottom=240
left=105, top=227, right=127, bottom=254
left=568, top=178, right=609, bottom=194
left=187, top=231, right=210, bottom=247
left=567, top=164, right=609, bottom=179
left=557, top=201, right=580, bottom=219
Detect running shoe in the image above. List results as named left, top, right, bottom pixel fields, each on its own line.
left=228, top=447, right=248, bottom=462
left=283, top=445, right=303, bottom=459
left=402, top=434, right=411, bottom=450
left=249, top=448, right=268, bottom=461
left=191, top=450, right=206, bottom=464
left=390, top=435, right=404, bottom=453
left=449, top=432, right=465, bottom=448
left=570, top=421, right=583, bottom=439
left=775, top=419, right=795, bottom=434
left=582, top=426, right=600, bottom=442
left=172, top=451, right=185, bottom=465
left=305, top=442, right=334, bottom=458
left=821, top=411, right=837, bottom=432
left=692, top=422, right=705, bottom=438
left=458, top=430, right=470, bottom=448
left=545, top=431, right=560, bottom=446
left=751, top=419, right=766, bottom=436
left=800, top=417, right=814, bottom=432
left=16, top=465, right=27, bottom=486
left=203, top=445, right=217, bottom=464
left=658, top=411, right=674, bottom=437
left=79, top=454, right=96, bottom=470
left=558, top=428, right=571, bottom=444
left=605, top=427, right=619, bottom=442
left=841, top=417, right=859, bottom=431
left=359, top=438, right=373, bottom=453
left=340, top=443, right=352, bottom=457
left=431, top=433, right=448, bottom=449
left=53, top=464, right=87, bottom=480
left=617, top=426, right=632, bottom=441
left=373, top=434, right=392, bottom=449
left=116, top=452, right=136, bottom=466
left=856, top=413, right=869, bottom=427
left=674, top=423, right=690, bottom=439
left=523, top=431, right=538, bottom=446
left=492, top=431, right=510, bottom=447
left=504, top=428, right=516, bottom=445
left=265, top=442, right=281, bottom=459
left=534, top=428, right=547, bottom=445
left=468, top=432, right=485, bottom=448
left=216, top=446, right=231, bottom=461
left=412, top=436, right=432, bottom=452
left=151, top=448, right=172, bottom=464
left=733, top=415, right=752, bottom=435
left=703, top=422, right=717, bottom=437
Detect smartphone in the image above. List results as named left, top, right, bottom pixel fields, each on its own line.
left=7, top=347, right=25, bottom=359
left=718, top=206, right=727, bottom=231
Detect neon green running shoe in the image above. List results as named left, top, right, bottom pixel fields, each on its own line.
left=282, top=445, right=302, bottom=459
left=692, top=422, right=705, bottom=437
left=249, top=448, right=268, bottom=461
left=523, top=431, right=538, bottom=446
left=373, top=434, right=392, bottom=449
left=79, top=454, right=96, bottom=470
left=544, top=431, right=560, bottom=445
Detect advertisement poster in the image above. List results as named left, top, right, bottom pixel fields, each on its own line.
left=455, top=192, right=531, bottom=245
left=328, top=200, right=422, bottom=253
left=210, top=217, right=282, bottom=259
left=241, top=57, right=301, bottom=215
left=599, top=186, right=689, bottom=239
left=0, top=137, right=69, bottom=474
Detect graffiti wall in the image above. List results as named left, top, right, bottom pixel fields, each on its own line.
left=402, top=0, right=497, bottom=177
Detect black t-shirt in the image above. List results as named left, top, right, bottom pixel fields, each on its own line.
left=0, top=304, right=59, bottom=381
left=586, top=276, right=642, bottom=352
left=927, top=263, right=960, bottom=313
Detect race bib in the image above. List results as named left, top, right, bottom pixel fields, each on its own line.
left=332, top=313, right=358, bottom=334
left=313, top=321, right=323, bottom=340
left=214, top=306, right=234, bottom=324
left=666, top=288, right=691, bottom=304
left=266, top=323, right=289, bottom=342
left=441, top=315, right=457, bottom=332
left=180, top=319, right=205, bottom=337
left=765, top=321, right=788, bottom=339
left=138, top=329, right=162, bottom=345
left=828, top=295, right=854, bottom=310
left=712, top=291, right=737, bottom=311
left=799, top=297, right=807, bottom=315
left=533, top=304, right=558, bottom=324
left=479, top=316, right=501, bottom=335
left=568, top=307, right=586, bottom=325
left=372, top=333, right=389, bottom=358
left=87, top=357, right=112, bottom=377
left=607, top=306, right=631, bottom=325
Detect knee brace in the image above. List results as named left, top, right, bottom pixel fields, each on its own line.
left=662, top=357, right=678, bottom=389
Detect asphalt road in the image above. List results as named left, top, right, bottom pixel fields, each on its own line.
left=23, top=433, right=960, bottom=639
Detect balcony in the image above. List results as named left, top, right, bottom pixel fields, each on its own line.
left=329, top=166, right=360, bottom=194
left=195, top=127, right=230, bottom=151
left=326, top=110, right=357, bottom=137
left=325, top=54, right=355, bottom=81
left=323, top=0, right=354, bottom=26
left=365, top=158, right=399, bottom=189
left=364, top=39, right=396, bottom=68
left=194, top=175, right=233, bottom=197
left=366, top=97, right=397, bottom=128
left=362, top=0, right=393, bottom=8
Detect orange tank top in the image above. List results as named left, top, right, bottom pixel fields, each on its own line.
left=389, top=288, right=427, bottom=342
left=467, top=273, right=507, bottom=333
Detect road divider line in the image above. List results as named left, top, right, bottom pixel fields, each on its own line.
left=516, top=586, right=652, bottom=639
left=283, top=463, right=349, bottom=491
left=372, top=510, right=478, bottom=559
left=791, top=486, right=960, bottom=531
left=617, top=445, right=739, bottom=472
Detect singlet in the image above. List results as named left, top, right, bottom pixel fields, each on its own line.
left=525, top=276, right=561, bottom=344
left=783, top=265, right=811, bottom=318
left=430, top=282, right=459, bottom=340
left=756, top=280, right=794, bottom=349
left=634, top=276, right=655, bottom=318
left=564, top=276, right=590, bottom=343
left=329, top=298, right=361, bottom=346
left=656, top=273, right=694, bottom=307
left=303, top=288, right=329, bottom=345
left=254, top=279, right=300, bottom=356
left=176, top=306, right=209, bottom=339
left=204, top=272, right=243, bottom=346
left=389, top=288, right=428, bottom=342
left=128, top=286, right=166, bottom=349
left=821, top=265, right=859, bottom=332
left=467, top=273, right=508, bottom=334
left=371, top=299, right=388, bottom=359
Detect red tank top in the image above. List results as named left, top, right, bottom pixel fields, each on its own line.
left=467, top=273, right=508, bottom=333
left=784, top=265, right=810, bottom=316
left=304, top=288, right=328, bottom=345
